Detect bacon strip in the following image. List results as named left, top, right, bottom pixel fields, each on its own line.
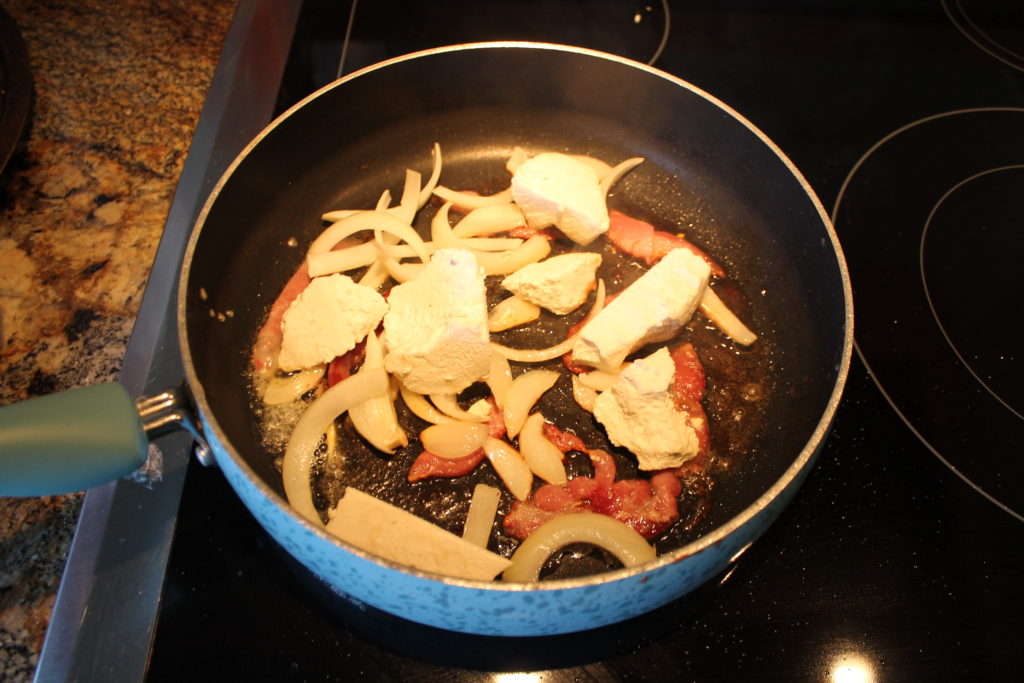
left=251, top=262, right=311, bottom=372
left=607, top=210, right=725, bottom=277
left=669, top=343, right=710, bottom=465
left=327, top=341, right=367, bottom=387
left=502, top=449, right=683, bottom=540
left=542, top=422, right=588, bottom=454
left=407, top=397, right=505, bottom=482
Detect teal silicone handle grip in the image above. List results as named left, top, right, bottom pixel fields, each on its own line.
left=0, top=382, right=148, bottom=496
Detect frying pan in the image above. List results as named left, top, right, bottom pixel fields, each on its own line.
left=0, top=43, right=852, bottom=636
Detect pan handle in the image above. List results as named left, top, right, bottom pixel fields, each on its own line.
left=0, top=382, right=212, bottom=497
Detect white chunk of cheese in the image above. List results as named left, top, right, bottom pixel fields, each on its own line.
left=326, top=487, right=512, bottom=581
left=501, top=252, right=602, bottom=315
left=592, top=347, right=699, bottom=470
left=382, top=248, right=490, bottom=394
left=278, top=273, right=388, bottom=372
left=511, top=152, right=609, bottom=245
left=572, top=248, right=711, bottom=371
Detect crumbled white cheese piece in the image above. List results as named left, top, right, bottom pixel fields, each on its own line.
left=572, top=248, right=711, bottom=371
left=278, top=273, right=387, bottom=372
left=511, top=152, right=609, bottom=245
left=383, top=248, right=490, bottom=394
left=592, top=347, right=699, bottom=470
left=501, top=252, right=602, bottom=315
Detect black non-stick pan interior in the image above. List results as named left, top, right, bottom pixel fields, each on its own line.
left=183, top=46, right=846, bottom=560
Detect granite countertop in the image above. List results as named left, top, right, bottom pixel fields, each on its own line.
left=0, top=1, right=236, bottom=678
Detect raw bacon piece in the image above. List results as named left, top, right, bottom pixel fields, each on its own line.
left=407, top=397, right=505, bottom=482
left=408, top=449, right=486, bottom=482
left=502, top=449, right=682, bottom=540
left=669, top=343, right=711, bottom=464
left=607, top=210, right=725, bottom=277
left=508, top=224, right=557, bottom=241
left=327, top=340, right=367, bottom=387
left=669, top=342, right=706, bottom=413
left=541, top=422, right=588, bottom=454
left=251, top=262, right=311, bottom=372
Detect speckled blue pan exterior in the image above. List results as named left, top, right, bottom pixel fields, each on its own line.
left=179, top=42, right=853, bottom=636
left=203, top=408, right=823, bottom=635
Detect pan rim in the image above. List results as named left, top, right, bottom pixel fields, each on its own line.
left=178, top=41, right=854, bottom=593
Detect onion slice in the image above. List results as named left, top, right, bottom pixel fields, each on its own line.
left=262, top=364, right=325, bottom=405
left=518, top=412, right=567, bottom=485
left=452, top=203, right=526, bottom=238
left=348, top=333, right=407, bottom=453
left=700, top=287, right=758, bottom=346
left=491, top=279, right=606, bottom=363
left=599, top=157, right=645, bottom=197
left=417, top=142, right=443, bottom=208
left=483, top=437, right=533, bottom=501
left=462, top=483, right=502, bottom=548
left=502, top=512, right=657, bottom=582
left=306, top=210, right=430, bottom=277
left=433, top=185, right=513, bottom=210
left=502, top=369, right=560, bottom=439
left=506, top=146, right=528, bottom=174
left=472, top=234, right=551, bottom=276
left=488, top=295, right=541, bottom=332
left=420, top=422, right=489, bottom=459
left=486, top=351, right=513, bottom=409
left=571, top=374, right=597, bottom=413
left=577, top=364, right=629, bottom=392
left=282, top=368, right=389, bottom=525
left=569, top=154, right=613, bottom=181
left=399, top=383, right=454, bottom=424
left=430, top=393, right=489, bottom=422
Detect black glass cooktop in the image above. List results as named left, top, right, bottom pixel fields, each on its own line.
left=139, top=1, right=1024, bottom=680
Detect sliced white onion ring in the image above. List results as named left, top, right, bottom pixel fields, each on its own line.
left=700, top=287, right=758, bottom=346
left=282, top=368, right=389, bottom=525
left=307, top=210, right=430, bottom=277
left=502, top=512, right=657, bottom=583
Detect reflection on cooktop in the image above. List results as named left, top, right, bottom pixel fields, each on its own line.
left=340, top=0, right=670, bottom=76
left=943, top=0, right=1024, bottom=71
left=832, top=107, right=1024, bottom=521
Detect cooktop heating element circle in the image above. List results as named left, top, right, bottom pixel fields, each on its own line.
left=833, top=107, right=1024, bottom=521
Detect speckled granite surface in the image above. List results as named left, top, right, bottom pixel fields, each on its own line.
left=0, top=1, right=236, bottom=679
